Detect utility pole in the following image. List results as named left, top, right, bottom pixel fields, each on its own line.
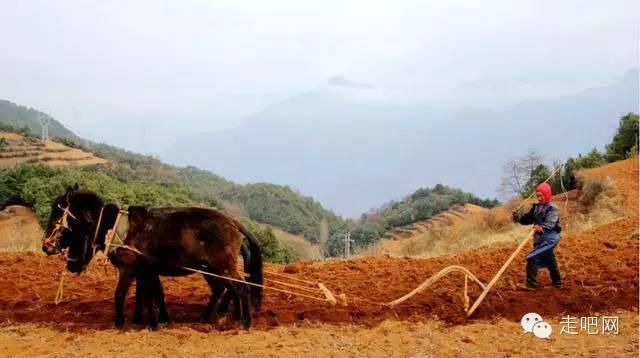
left=343, top=231, right=354, bottom=258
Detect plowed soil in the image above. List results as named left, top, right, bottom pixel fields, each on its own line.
left=0, top=216, right=636, bottom=331
left=0, top=158, right=637, bottom=357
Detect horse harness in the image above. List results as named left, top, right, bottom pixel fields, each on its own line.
left=43, top=204, right=76, bottom=252
left=46, top=204, right=141, bottom=261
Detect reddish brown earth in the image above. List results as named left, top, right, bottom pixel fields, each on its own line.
left=0, top=216, right=636, bottom=332
left=0, top=159, right=639, bottom=342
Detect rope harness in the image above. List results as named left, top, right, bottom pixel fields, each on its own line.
left=50, top=206, right=344, bottom=306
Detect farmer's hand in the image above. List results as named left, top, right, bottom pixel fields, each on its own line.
left=533, top=224, right=544, bottom=233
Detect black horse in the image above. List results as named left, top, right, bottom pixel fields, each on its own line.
left=42, top=185, right=263, bottom=329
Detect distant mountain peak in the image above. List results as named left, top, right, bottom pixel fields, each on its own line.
left=328, top=76, right=374, bottom=89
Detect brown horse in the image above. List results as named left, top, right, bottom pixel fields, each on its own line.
left=42, top=185, right=263, bottom=329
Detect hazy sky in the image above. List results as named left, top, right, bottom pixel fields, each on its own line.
left=0, top=0, right=638, bottom=135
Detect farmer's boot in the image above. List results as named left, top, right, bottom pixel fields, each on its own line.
left=546, top=250, right=562, bottom=288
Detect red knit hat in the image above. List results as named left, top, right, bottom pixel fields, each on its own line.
left=535, top=182, right=552, bottom=203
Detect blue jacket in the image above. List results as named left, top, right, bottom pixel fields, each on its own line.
left=517, top=202, right=561, bottom=259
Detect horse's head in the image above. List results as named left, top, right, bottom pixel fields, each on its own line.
left=42, top=184, right=104, bottom=273
left=42, top=184, right=78, bottom=256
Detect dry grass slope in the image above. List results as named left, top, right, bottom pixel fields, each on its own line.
left=269, top=225, right=323, bottom=261
left=0, top=206, right=42, bottom=252
left=369, top=158, right=638, bottom=259
left=0, top=132, right=107, bottom=169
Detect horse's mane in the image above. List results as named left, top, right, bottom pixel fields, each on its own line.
left=71, top=190, right=105, bottom=209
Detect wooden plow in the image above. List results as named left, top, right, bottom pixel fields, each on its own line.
left=388, top=229, right=534, bottom=316
left=227, top=228, right=533, bottom=316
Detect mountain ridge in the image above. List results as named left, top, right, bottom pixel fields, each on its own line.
left=165, top=69, right=639, bottom=216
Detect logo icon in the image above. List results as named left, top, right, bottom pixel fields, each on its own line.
left=532, top=321, right=552, bottom=339
left=520, top=312, right=543, bottom=333
left=521, top=312, right=552, bottom=339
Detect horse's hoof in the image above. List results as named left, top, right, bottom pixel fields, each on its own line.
left=200, top=312, right=218, bottom=323
left=114, top=319, right=125, bottom=329
left=199, top=315, right=213, bottom=323
left=147, top=323, right=158, bottom=331
left=131, top=315, right=143, bottom=325
left=158, top=315, right=171, bottom=324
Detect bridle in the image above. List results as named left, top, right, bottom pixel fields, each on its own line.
left=43, top=204, right=77, bottom=252
left=44, top=202, right=135, bottom=268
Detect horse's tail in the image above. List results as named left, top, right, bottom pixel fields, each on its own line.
left=238, top=224, right=263, bottom=310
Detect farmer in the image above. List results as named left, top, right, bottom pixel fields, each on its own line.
left=512, top=182, right=562, bottom=289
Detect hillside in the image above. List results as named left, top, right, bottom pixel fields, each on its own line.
left=165, top=69, right=639, bottom=216
left=381, top=203, right=488, bottom=241
left=371, top=157, right=638, bottom=258
left=0, top=100, right=78, bottom=140
left=0, top=205, right=42, bottom=252
left=0, top=105, right=347, bottom=246
left=0, top=132, right=106, bottom=169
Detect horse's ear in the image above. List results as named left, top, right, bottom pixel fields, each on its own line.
left=66, top=183, right=79, bottom=193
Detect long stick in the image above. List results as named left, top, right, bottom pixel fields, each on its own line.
left=466, top=229, right=534, bottom=317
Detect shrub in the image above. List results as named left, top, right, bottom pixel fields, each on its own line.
left=243, top=220, right=297, bottom=263
left=578, top=174, right=613, bottom=207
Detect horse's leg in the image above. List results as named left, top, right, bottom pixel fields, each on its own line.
left=152, top=274, right=170, bottom=324
left=221, top=281, right=242, bottom=321
left=227, top=271, right=251, bottom=329
left=131, top=274, right=144, bottom=324
left=216, top=284, right=234, bottom=316
left=143, top=278, right=158, bottom=330
left=137, top=263, right=157, bottom=330
left=114, top=266, right=135, bottom=328
left=200, top=276, right=225, bottom=322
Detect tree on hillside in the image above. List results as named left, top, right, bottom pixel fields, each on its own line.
left=324, top=233, right=345, bottom=257
left=520, top=164, right=551, bottom=197
left=605, top=112, right=639, bottom=162
left=558, top=148, right=605, bottom=191
left=350, top=224, right=381, bottom=248
left=498, top=149, right=544, bottom=196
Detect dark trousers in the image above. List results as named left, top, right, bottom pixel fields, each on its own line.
left=526, top=249, right=562, bottom=288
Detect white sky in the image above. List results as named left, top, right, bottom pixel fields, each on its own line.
left=0, top=0, right=638, bottom=131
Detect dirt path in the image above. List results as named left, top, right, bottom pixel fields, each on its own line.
left=0, top=311, right=636, bottom=357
